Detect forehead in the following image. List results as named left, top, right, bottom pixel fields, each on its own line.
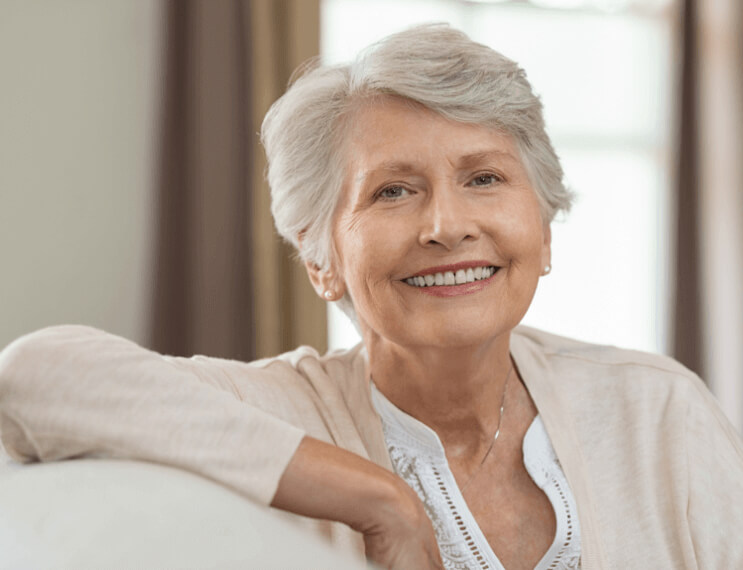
left=341, top=97, right=521, bottom=180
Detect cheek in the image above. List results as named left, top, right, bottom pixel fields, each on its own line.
left=494, top=208, right=544, bottom=259
left=334, top=212, right=406, bottom=288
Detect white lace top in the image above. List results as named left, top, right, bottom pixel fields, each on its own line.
left=370, top=382, right=581, bottom=570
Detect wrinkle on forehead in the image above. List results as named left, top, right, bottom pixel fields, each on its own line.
left=344, top=100, right=520, bottom=182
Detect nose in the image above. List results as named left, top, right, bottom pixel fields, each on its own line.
left=418, top=184, right=480, bottom=250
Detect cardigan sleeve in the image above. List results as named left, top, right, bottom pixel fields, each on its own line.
left=0, top=325, right=306, bottom=506
left=685, top=375, right=743, bottom=568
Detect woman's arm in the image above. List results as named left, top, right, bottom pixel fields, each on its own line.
left=0, top=325, right=443, bottom=568
left=274, top=436, right=443, bottom=568
left=0, top=325, right=303, bottom=505
left=684, top=376, right=743, bottom=567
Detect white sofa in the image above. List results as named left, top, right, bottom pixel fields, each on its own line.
left=0, top=457, right=367, bottom=569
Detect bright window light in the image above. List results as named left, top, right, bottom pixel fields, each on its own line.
left=322, top=0, right=675, bottom=354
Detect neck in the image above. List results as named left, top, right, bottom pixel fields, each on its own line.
left=365, top=331, right=514, bottom=453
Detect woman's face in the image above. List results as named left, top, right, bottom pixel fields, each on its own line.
left=329, top=97, right=551, bottom=349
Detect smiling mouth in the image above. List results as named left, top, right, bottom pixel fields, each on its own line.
left=404, top=265, right=499, bottom=288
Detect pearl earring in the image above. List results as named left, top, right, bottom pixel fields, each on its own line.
left=323, top=289, right=335, bottom=300
left=543, top=264, right=552, bottom=275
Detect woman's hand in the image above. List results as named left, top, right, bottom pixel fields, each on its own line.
left=272, top=436, right=443, bottom=569
left=355, top=479, right=444, bottom=569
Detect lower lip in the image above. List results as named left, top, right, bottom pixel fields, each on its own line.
left=407, top=270, right=499, bottom=298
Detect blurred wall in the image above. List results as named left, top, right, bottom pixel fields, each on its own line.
left=0, top=1, right=162, bottom=349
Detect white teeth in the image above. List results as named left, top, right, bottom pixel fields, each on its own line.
left=405, top=266, right=497, bottom=288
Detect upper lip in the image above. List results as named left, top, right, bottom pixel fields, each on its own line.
left=404, top=260, right=499, bottom=279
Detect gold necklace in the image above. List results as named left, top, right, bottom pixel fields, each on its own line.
left=459, top=361, right=514, bottom=493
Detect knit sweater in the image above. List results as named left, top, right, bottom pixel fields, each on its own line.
left=0, top=324, right=741, bottom=568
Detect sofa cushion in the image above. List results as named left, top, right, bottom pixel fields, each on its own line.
left=0, top=459, right=366, bottom=569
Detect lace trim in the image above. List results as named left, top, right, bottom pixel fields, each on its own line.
left=387, top=442, right=490, bottom=569
left=524, top=422, right=581, bottom=570
left=372, top=383, right=581, bottom=570
left=549, top=476, right=573, bottom=568
left=432, top=464, right=490, bottom=569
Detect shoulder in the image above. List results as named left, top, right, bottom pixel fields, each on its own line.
left=250, top=343, right=365, bottom=372
left=178, top=343, right=369, bottom=405
left=216, top=342, right=366, bottom=383
left=513, top=324, right=695, bottom=380
left=511, top=325, right=703, bottom=409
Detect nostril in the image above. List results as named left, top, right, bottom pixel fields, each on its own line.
left=418, top=213, right=480, bottom=250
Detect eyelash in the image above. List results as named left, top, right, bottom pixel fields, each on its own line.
left=376, top=185, right=410, bottom=201
left=374, top=172, right=505, bottom=201
left=468, top=172, right=504, bottom=187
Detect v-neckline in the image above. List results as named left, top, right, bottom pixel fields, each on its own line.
left=370, top=380, right=576, bottom=569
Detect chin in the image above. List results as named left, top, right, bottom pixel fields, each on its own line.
left=400, top=319, right=511, bottom=349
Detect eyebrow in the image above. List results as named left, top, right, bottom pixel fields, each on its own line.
left=457, top=149, right=516, bottom=168
left=356, top=149, right=516, bottom=184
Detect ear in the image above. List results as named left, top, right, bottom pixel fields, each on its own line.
left=297, top=231, right=346, bottom=301
left=305, top=260, right=346, bottom=302
left=540, top=224, right=552, bottom=276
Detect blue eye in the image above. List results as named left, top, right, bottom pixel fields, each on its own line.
left=378, top=186, right=409, bottom=200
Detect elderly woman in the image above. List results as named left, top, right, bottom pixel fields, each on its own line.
left=1, top=24, right=742, bottom=570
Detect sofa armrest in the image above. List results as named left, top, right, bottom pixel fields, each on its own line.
left=0, top=459, right=366, bottom=569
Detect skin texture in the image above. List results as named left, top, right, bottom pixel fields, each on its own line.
left=272, top=436, right=444, bottom=569
left=291, top=96, right=556, bottom=569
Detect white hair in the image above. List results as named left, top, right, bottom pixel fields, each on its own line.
left=261, top=23, right=573, bottom=323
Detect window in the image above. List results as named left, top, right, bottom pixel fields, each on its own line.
left=322, top=0, right=677, bottom=354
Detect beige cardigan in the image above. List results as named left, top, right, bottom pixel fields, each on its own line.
left=0, top=324, right=741, bottom=569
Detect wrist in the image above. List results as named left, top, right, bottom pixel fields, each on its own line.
left=349, top=468, right=425, bottom=535
left=273, top=436, right=414, bottom=529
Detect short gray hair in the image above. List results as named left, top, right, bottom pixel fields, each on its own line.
left=261, top=23, right=573, bottom=321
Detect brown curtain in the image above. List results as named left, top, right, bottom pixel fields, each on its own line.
left=150, top=0, right=325, bottom=361
left=672, top=0, right=703, bottom=376
left=674, top=0, right=743, bottom=430
left=248, top=0, right=326, bottom=359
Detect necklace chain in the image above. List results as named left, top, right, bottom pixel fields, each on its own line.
left=459, top=361, right=513, bottom=493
